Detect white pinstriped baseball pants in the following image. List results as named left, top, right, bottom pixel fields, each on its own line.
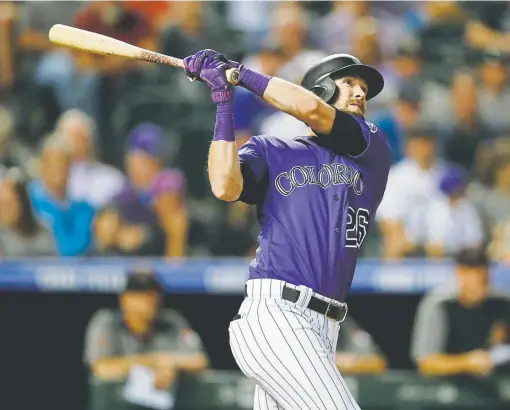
left=228, top=279, right=361, bottom=410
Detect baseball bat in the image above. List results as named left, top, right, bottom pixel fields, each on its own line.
left=48, top=24, right=240, bottom=85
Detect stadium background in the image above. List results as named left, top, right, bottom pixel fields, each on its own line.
left=1, top=1, right=510, bottom=409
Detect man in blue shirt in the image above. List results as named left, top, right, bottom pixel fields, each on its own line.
left=29, top=134, right=95, bottom=256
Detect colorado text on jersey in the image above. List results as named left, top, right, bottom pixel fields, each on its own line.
left=274, top=164, right=365, bottom=196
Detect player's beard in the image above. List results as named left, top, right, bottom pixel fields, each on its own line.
left=345, top=100, right=365, bottom=117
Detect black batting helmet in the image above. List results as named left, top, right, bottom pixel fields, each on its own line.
left=301, top=54, right=384, bottom=103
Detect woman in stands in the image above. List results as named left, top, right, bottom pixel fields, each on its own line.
left=0, top=168, right=56, bottom=257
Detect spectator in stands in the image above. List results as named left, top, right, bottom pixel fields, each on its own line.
left=470, top=155, right=510, bottom=237
left=254, top=3, right=327, bottom=140
left=314, top=1, right=405, bottom=57
left=72, top=1, right=156, bottom=136
left=118, top=123, right=188, bottom=257
left=122, top=0, right=174, bottom=33
left=16, top=1, right=84, bottom=94
left=443, top=72, right=494, bottom=172
left=84, top=272, right=208, bottom=405
left=269, top=2, right=326, bottom=84
left=209, top=198, right=258, bottom=257
left=55, top=109, right=125, bottom=208
left=0, top=107, right=31, bottom=170
left=0, top=2, right=17, bottom=91
left=93, top=192, right=165, bottom=257
left=388, top=37, right=423, bottom=90
left=425, top=165, right=485, bottom=258
left=477, top=51, right=510, bottom=134
left=411, top=248, right=510, bottom=377
left=225, top=0, right=274, bottom=50
left=28, top=133, right=95, bottom=256
left=74, top=1, right=156, bottom=70
left=463, top=1, right=510, bottom=54
left=377, top=127, right=444, bottom=259
left=0, top=168, right=56, bottom=257
left=417, top=1, right=468, bottom=84
left=336, top=317, right=387, bottom=374
left=372, top=83, right=421, bottom=164
left=488, top=218, right=510, bottom=263
left=349, top=17, right=399, bottom=110
left=162, top=2, right=239, bottom=61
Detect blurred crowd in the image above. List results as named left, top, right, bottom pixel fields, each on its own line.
left=1, top=1, right=510, bottom=260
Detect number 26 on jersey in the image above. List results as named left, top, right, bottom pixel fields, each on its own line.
left=345, top=206, right=370, bottom=248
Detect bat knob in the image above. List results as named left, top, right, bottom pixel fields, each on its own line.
left=226, top=68, right=241, bottom=86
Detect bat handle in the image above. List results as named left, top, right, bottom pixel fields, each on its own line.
left=226, top=68, right=241, bottom=86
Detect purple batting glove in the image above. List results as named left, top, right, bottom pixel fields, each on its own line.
left=199, top=55, right=234, bottom=105
left=183, top=50, right=233, bottom=105
left=183, top=49, right=216, bottom=82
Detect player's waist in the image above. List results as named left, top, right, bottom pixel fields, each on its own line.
left=244, top=279, right=348, bottom=322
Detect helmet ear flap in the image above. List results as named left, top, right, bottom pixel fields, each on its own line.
left=310, top=76, right=337, bottom=103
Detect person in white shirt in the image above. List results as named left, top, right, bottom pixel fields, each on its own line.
left=425, top=165, right=485, bottom=258
left=376, top=127, right=445, bottom=258
left=258, top=110, right=311, bottom=140
left=55, top=109, right=125, bottom=208
left=269, top=2, right=327, bottom=84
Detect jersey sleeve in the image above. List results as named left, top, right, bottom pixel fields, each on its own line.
left=237, top=136, right=269, bottom=205
left=312, top=109, right=374, bottom=157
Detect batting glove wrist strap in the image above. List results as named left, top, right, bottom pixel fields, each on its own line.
left=239, top=66, right=271, bottom=98
left=212, top=89, right=233, bottom=105
left=213, top=102, right=235, bottom=142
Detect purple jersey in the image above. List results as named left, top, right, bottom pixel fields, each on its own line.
left=238, top=114, right=391, bottom=301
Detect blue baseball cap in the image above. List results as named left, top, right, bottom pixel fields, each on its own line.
left=127, top=122, right=164, bottom=158
left=439, top=165, right=468, bottom=196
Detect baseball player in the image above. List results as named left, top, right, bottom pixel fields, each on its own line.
left=183, top=50, right=391, bottom=410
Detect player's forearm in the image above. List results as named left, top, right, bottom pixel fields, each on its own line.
left=208, top=101, right=243, bottom=201
left=417, top=354, right=470, bottom=376
left=209, top=141, right=243, bottom=201
left=262, top=77, right=335, bottom=134
left=238, top=67, right=335, bottom=134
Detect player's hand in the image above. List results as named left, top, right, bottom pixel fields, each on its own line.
left=183, top=49, right=233, bottom=104
left=183, top=49, right=215, bottom=82
left=465, top=350, right=493, bottom=377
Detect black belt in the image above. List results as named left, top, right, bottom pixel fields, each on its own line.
left=244, top=284, right=348, bottom=322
